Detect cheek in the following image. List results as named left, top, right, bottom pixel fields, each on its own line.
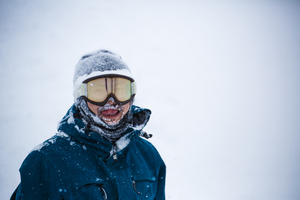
left=87, top=102, right=100, bottom=116
left=121, top=103, right=131, bottom=115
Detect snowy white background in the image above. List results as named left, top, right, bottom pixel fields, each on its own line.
left=1, top=0, right=300, bottom=199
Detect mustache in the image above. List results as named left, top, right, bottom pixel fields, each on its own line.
left=97, top=103, right=123, bottom=113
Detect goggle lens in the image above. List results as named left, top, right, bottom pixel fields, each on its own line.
left=86, top=77, right=132, bottom=103
left=114, top=78, right=132, bottom=101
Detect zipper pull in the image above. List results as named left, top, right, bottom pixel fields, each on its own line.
left=100, top=185, right=107, bottom=200
left=113, top=154, right=117, bottom=162
left=132, top=180, right=141, bottom=194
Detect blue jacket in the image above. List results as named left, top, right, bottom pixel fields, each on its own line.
left=12, top=105, right=166, bottom=200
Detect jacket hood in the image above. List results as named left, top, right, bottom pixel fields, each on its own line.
left=57, top=104, right=151, bottom=159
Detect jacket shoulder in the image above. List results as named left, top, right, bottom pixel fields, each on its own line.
left=136, top=136, right=162, bottom=155
left=25, top=134, right=91, bottom=172
left=128, top=135, right=165, bottom=167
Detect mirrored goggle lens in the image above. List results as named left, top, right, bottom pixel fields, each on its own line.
left=86, top=77, right=132, bottom=103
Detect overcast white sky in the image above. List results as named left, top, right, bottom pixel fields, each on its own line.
left=1, top=0, right=300, bottom=199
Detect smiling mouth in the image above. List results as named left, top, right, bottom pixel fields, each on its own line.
left=101, top=109, right=120, bottom=119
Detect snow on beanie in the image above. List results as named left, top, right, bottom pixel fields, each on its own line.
left=73, top=49, right=134, bottom=102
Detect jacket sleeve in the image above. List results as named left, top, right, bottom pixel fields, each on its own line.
left=14, top=151, right=62, bottom=200
left=155, top=160, right=166, bottom=200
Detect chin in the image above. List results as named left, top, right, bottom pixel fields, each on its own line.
left=106, top=121, right=118, bottom=125
left=102, top=117, right=121, bottom=125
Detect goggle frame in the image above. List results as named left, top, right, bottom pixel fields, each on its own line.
left=78, top=74, right=136, bottom=106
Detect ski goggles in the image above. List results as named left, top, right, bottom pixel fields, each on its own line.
left=77, top=75, right=136, bottom=106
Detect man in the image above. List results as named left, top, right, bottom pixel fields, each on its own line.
left=11, top=50, right=166, bottom=200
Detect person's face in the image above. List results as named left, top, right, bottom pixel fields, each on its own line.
left=87, top=98, right=131, bottom=125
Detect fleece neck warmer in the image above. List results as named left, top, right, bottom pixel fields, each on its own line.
left=76, top=99, right=133, bottom=142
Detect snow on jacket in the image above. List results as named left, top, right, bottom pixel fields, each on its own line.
left=11, top=105, right=166, bottom=200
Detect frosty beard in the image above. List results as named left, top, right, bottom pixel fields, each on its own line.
left=97, top=103, right=126, bottom=126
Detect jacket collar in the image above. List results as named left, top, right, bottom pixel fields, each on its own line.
left=57, top=104, right=151, bottom=160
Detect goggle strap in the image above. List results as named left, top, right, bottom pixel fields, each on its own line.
left=77, top=83, right=87, bottom=98
left=132, top=82, right=137, bottom=94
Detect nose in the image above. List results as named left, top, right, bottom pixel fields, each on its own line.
left=107, top=97, right=116, bottom=104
